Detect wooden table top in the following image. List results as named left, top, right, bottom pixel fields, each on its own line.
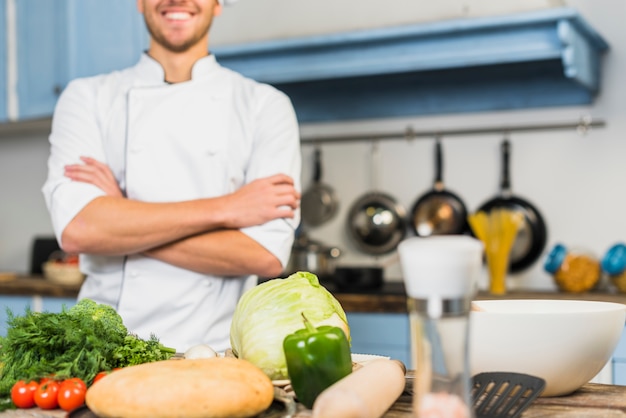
left=379, top=382, right=626, bottom=418
left=2, top=382, right=624, bottom=417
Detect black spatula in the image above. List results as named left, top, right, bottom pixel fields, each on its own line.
left=472, top=372, right=546, bottom=418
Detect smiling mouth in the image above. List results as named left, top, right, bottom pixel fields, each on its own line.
left=163, top=11, right=193, bottom=21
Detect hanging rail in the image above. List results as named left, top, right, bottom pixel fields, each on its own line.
left=300, top=116, right=605, bottom=144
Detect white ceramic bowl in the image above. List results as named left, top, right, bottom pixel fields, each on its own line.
left=469, top=299, right=626, bottom=397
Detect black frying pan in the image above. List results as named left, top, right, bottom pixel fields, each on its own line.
left=477, top=139, right=547, bottom=272
left=410, top=138, right=469, bottom=236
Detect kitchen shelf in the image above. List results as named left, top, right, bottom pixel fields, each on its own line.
left=214, top=7, right=609, bottom=123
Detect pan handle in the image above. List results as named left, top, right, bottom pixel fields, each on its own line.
left=313, top=145, right=323, bottom=183
left=500, top=138, right=512, bottom=196
left=434, top=137, right=444, bottom=189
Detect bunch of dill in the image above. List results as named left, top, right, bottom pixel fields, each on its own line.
left=0, top=300, right=175, bottom=410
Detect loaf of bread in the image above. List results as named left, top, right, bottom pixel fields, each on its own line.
left=86, top=357, right=274, bottom=418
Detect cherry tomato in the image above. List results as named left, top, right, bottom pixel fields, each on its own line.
left=92, top=371, right=109, bottom=385
left=63, top=377, right=87, bottom=392
left=58, top=379, right=87, bottom=412
left=10, top=380, right=38, bottom=408
left=34, top=381, right=60, bottom=410
left=39, top=375, right=55, bottom=385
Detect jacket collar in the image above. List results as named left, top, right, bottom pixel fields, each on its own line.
left=133, top=52, right=220, bottom=86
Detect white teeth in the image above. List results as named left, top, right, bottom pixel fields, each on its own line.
left=165, top=12, right=191, bottom=20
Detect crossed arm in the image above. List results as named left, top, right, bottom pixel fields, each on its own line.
left=61, top=157, right=300, bottom=278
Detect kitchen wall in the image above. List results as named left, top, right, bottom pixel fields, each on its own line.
left=1, top=0, right=624, bottom=292
left=210, top=0, right=565, bottom=45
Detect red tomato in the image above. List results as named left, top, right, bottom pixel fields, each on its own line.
left=34, top=381, right=60, bottom=410
left=58, top=379, right=87, bottom=412
left=63, top=377, right=87, bottom=392
left=92, top=371, right=109, bottom=385
left=10, top=380, right=38, bottom=408
left=39, top=375, right=55, bottom=385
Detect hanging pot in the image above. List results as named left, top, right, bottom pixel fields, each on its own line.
left=301, top=145, right=338, bottom=227
left=410, top=138, right=469, bottom=236
left=346, top=143, right=407, bottom=255
left=476, top=139, right=548, bottom=272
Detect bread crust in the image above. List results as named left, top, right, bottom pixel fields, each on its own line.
left=86, top=357, right=274, bottom=418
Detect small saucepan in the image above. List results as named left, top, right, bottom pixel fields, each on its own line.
left=285, top=231, right=341, bottom=279
left=476, top=139, right=548, bottom=272
left=410, top=138, right=469, bottom=236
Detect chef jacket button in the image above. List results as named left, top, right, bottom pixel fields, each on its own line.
left=129, top=270, right=139, bottom=278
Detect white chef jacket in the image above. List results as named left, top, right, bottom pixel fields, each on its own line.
left=42, top=53, right=301, bottom=353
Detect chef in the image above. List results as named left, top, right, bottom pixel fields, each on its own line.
left=41, top=0, right=301, bottom=353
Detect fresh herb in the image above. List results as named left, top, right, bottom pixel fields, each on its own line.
left=113, top=334, right=176, bottom=366
left=0, top=299, right=175, bottom=410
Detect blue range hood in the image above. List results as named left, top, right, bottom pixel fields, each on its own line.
left=213, top=7, right=608, bottom=123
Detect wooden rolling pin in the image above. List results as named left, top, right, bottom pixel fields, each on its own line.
left=312, top=359, right=406, bottom=418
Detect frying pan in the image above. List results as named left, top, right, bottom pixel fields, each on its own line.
left=301, top=145, right=338, bottom=227
left=346, top=143, right=407, bottom=255
left=410, top=138, right=469, bottom=236
left=477, top=139, right=548, bottom=272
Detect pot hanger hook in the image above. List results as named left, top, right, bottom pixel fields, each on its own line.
left=577, top=115, right=593, bottom=136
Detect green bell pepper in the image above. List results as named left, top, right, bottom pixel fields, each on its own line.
left=283, top=312, right=352, bottom=409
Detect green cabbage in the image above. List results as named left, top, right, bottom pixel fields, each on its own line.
left=230, top=271, right=350, bottom=380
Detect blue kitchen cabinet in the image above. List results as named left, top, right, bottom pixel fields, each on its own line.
left=10, top=0, right=148, bottom=121
left=41, top=296, right=76, bottom=313
left=59, top=1, right=148, bottom=81
left=611, top=326, right=626, bottom=385
left=346, top=312, right=411, bottom=368
left=0, top=295, right=76, bottom=336
left=14, top=0, right=66, bottom=121
left=0, top=295, right=33, bottom=336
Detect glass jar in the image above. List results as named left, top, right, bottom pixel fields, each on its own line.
left=602, top=243, right=626, bottom=293
left=544, top=244, right=601, bottom=293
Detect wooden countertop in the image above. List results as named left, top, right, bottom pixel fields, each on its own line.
left=0, top=275, right=81, bottom=298
left=381, top=381, right=626, bottom=418
left=1, top=379, right=625, bottom=417
left=3, top=275, right=626, bottom=313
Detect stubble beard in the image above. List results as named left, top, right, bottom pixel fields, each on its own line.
left=144, top=15, right=213, bottom=53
